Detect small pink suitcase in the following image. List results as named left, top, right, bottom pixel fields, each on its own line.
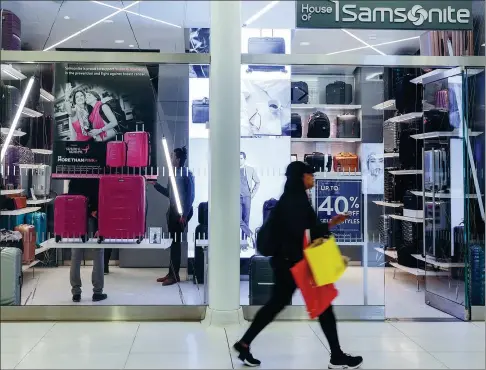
left=106, top=141, right=127, bottom=168
left=98, top=175, right=145, bottom=243
left=54, top=195, right=88, bottom=242
left=124, top=132, right=149, bottom=167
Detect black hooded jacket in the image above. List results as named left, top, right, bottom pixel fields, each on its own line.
left=272, top=184, right=329, bottom=265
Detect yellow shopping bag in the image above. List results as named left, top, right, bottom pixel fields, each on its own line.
left=303, top=236, right=346, bottom=286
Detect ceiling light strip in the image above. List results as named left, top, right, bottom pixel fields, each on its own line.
left=162, top=138, right=183, bottom=215
left=91, top=1, right=180, bottom=28
left=243, top=1, right=280, bottom=27
left=1, top=77, right=35, bottom=163
left=43, top=1, right=140, bottom=51
left=327, top=36, right=420, bottom=56
left=341, top=29, right=386, bottom=56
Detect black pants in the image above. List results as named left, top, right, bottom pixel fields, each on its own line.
left=241, top=260, right=343, bottom=357
left=168, top=218, right=184, bottom=278
left=104, top=248, right=111, bottom=271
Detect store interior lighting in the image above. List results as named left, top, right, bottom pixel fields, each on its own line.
left=1, top=77, right=35, bottom=163
left=91, top=1, right=181, bottom=28
left=341, top=29, right=386, bottom=55
left=43, top=1, right=140, bottom=51
left=327, top=36, right=420, bottom=55
left=243, top=1, right=280, bottom=27
left=162, top=137, right=183, bottom=215
left=0, top=64, right=26, bottom=80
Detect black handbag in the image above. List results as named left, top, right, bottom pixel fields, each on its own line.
left=192, top=98, right=209, bottom=124
left=326, top=81, right=352, bottom=104
left=304, top=152, right=332, bottom=173
left=291, top=81, right=309, bottom=104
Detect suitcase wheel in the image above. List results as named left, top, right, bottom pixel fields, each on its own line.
left=55, top=235, right=61, bottom=243
left=136, top=237, right=143, bottom=244
left=81, top=235, right=87, bottom=243
left=97, top=236, right=104, bottom=244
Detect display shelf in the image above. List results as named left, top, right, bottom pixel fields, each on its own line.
left=1, top=189, right=24, bottom=195
left=389, top=262, right=449, bottom=276
left=411, top=130, right=484, bottom=140
left=291, top=104, right=362, bottom=110
left=374, top=247, right=398, bottom=259
left=291, top=138, right=361, bottom=143
left=22, top=260, right=40, bottom=272
left=35, top=244, right=51, bottom=255
left=373, top=201, right=403, bottom=208
left=385, top=112, right=423, bottom=124
left=1, top=64, right=26, bottom=80
left=31, top=149, right=53, bottom=155
left=383, top=153, right=399, bottom=158
left=40, top=88, right=55, bottom=102
left=1, top=128, right=26, bottom=137
left=410, top=190, right=479, bottom=199
left=27, top=198, right=54, bottom=205
left=18, top=164, right=45, bottom=170
left=1, top=207, right=41, bottom=216
left=412, top=254, right=465, bottom=268
left=388, top=169, right=422, bottom=175
left=22, top=107, right=43, bottom=118
left=40, top=238, right=173, bottom=249
left=410, top=69, right=448, bottom=84
left=372, top=100, right=396, bottom=111
left=389, top=214, right=425, bottom=223
left=314, top=172, right=362, bottom=179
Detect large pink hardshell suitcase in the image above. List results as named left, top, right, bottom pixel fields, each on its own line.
left=54, top=195, right=88, bottom=242
left=98, top=175, right=145, bottom=243
left=106, top=141, right=126, bottom=168
left=124, top=131, right=149, bottom=167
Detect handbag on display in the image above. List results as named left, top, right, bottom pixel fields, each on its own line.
left=325, top=81, right=353, bottom=104
left=307, top=111, right=330, bottom=138
left=423, top=109, right=453, bottom=132
left=333, top=152, right=359, bottom=172
left=192, top=98, right=209, bottom=124
left=304, top=152, right=332, bottom=173
left=290, top=113, right=302, bottom=138
left=291, top=81, right=309, bottom=104
left=336, top=114, right=360, bottom=138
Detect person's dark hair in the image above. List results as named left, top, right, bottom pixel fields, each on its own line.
left=71, top=90, right=86, bottom=106
left=240, top=152, right=246, bottom=159
left=86, top=90, right=102, bottom=101
left=283, top=161, right=313, bottom=193
left=174, top=147, right=188, bottom=166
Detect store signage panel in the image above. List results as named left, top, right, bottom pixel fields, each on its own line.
left=296, top=0, right=473, bottom=30
left=315, top=179, right=362, bottom=240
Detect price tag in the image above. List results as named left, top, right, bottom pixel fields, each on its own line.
left=315, top=179, right=362, bottom=240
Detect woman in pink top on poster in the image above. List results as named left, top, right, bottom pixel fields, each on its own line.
left=85, top=91, right=118, bottom=142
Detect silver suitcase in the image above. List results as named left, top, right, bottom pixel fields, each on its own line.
left=32, top=165, right=51, bottom=197
left=0, top=247, right=22, bottom=306
left=19, top=167, right=32, bottom=196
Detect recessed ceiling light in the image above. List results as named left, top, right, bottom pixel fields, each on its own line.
left=300, top=42, right=310, bottom=46
left=243, top=1, right=280, bottom=27
left=115, top=40, right=124, bottom=44
left=64, top=16, right=70, bottom=20
left=129, top=44, right=135, bottom=48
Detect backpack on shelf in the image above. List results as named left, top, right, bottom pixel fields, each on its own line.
left=307, top=111, right=330, bottom=138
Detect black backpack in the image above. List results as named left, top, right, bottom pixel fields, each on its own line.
left=307, top=111, right=330, bottom=138
left=256, top=202, right=280, bottom=257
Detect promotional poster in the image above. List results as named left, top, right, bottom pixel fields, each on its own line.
left=52, top=64, right=157, bottom=178
left=360, top=143, right=384, bottom=194
left=188, top=136, right=291, bottom=258
left=315, top=178, right=362, bottom=240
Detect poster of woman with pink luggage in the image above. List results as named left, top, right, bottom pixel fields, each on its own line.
left=52, top=63, right=157, bottom=179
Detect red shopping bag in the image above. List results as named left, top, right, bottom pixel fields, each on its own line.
left=290, top=231, right=338, bottom=319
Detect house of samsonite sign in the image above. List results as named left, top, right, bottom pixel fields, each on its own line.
left=296, top=1, right=473, bottom=30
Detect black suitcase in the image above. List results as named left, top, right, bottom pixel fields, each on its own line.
left=395, top=73, right=423, bottom=114
left=249, top=255, right=274, bottom=305
left=290, top=113, right=302, bottom=138
left=423, top=109, right=453, bottom=133
left=307, top=111, right=330, bottom=138
left=193, top=224, right=208, bottom=284
left=403, top=191, right=422, bottom=210
left=304, top=152, right=332, bottom=173
left=291, top=81, right=309, bottom=104
left=336, top=114, right=360, bottom=138
left=326, top=81, right=352, bottom=104
left=198, top=202, right=208, bottom=226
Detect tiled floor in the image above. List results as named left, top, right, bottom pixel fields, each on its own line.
left=1, top=321, right=484, bottom=369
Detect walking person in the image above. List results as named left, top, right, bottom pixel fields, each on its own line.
left=233, top=161, right=363, bottom=369
left=153, top=147, right=195, bottom=286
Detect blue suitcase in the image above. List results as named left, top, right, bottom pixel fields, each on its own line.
left=0, top=214, right=25, bottom=230
left=25, top=212, right=47, bottom=245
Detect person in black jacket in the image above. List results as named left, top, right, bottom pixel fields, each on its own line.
left=233, top=162, right=363, bottom=369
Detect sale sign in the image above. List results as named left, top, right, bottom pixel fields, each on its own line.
left=315, top=179, right=362, bottom=240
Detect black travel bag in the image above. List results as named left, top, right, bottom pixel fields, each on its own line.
left=304, top=152, right=332, bottom=173
left=423, top=109, right=453, bottom=133
left=403, top=191, right=422, bottom=210
left=326, top=81, right=353, bottom=104
left=290, top=113, right=303, bottom=138
left=336, top=114, right=360, bottom=138
left=249, top=255, right=286, bottom=305
left=307, top=111, right=330, bottom=138
left=399, top=123, right=423, bottom=170
left=198, top=202, right=209, bottom=226
left=291, top=81, right=309, bottom=104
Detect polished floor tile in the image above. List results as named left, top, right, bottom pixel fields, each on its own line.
left=360, top=351, right=448, bottom=369
left=431, top=351, right=486, bottom=369
left=15, top=352, right=128, bottom=369
left=125, top=353, right=232, bottom=369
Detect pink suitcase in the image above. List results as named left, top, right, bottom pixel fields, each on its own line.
left=124, top=131, right=149, bottom=167
left=106, top=141, right=126, bottom=168
left=54, top=195, right=88, bottom=242
left=98, top=175, right=145, bottom=243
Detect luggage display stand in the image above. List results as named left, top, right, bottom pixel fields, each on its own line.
left=40, top=238, right=173, bottom=250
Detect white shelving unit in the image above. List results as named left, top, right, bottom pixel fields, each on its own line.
left=22, top=260, right=40, bottom=272
left=1, top=128, right=26, bottom=137
left=390, top=262, right=449, bottom=277
left=374, top=247, right=398, bottom=259
left=411, top=130, right=484, bottom=140
left=1, top=189, right=24, bottom=195
left=410, top=190, right=479, bottom=199
left=372, top=99, right=396, bottom=111
left=291, top=104, right=361, bottom=110
left=31, top=149, right=53, bottom=155
left=21, top=107, right=43, bottom=118
left=411, top=254, right=465, bottom=268
left=383, top=153, right=399, bottom=158
left=410, top=69, right=448, bottom=84
left=388, top=169, right=423, bottom=176
left=373, top=201, right=403, bottom=208
left=384, top=112, right=423, bottom=124
left=291, top=138, right=361, bottom=143
left=389, top=214, right=425, bottom=223
left=40, top=238, right=173, bottom=249
left=27, top=198, right=54, bottom=205
left=1, top=207, right=41, bottom=216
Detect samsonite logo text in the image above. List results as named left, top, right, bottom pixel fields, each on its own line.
left=300, top=2, right=471, bottom=26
